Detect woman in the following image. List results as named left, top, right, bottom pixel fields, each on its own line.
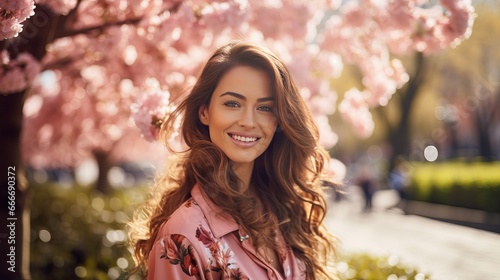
left=130, top=41, right=337, bottom=279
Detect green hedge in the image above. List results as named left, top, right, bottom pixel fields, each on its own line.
left=30, top=183, right=145, bottom=279
left=30, top=183, right=430, bottom=279
left=409, top=161, right=500, bottom=213
left=338, top=253, right=430, bottom=280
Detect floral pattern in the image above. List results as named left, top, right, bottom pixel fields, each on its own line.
left=160, top=234, right=200, bottom=278
left=152, top=186, right=306, bottom=279
left=159, top=222, right=248, bottom=279
left=195, top=225, right=248, bottom=279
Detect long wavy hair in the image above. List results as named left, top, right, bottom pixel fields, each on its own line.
left=129, top=41, right=337, bottom=279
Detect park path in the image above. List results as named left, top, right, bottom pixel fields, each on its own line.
left=324, top=188, right=500, bottom=280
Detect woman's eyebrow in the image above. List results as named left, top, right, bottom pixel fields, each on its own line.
left=219, top=91, right=274, bottom=102
left=220, top=91, right=245, bottom=100
left=257, top=96, right=274, bottom=103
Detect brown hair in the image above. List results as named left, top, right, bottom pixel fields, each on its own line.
left=129, top=41, right=337, bottom=279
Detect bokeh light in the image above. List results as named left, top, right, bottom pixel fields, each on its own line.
left=117, top=257, right=129, bottom=269
left=92, top=197, right=105, bottom=211
left=74, top=266, right=87, bottom=278
left=108, top=267, right=121, bottom=279
left=388, top=255, right=399, bottom=266
left=39, top=229, right=51, bottom=242
left=424, top=145, right=438, bottom=162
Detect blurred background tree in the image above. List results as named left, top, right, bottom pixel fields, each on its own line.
left=0, top=0, right=478, bottom=279
left=432, top=3, right=500, bottom=161
left=332, top=0, right=500, bottom=168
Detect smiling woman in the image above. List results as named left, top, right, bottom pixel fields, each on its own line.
left=199, top=65, right=278, bottom=182
left=129, top=41, right=338, bottom=280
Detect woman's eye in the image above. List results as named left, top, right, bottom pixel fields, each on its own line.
left=224, top=101, right=240, bottom=108
left=258, top=105, right=273, bottom=112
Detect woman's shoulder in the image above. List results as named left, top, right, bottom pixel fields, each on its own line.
left=157, top=198, right=207, bottom=238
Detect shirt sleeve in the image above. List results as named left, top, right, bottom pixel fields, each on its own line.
left=148, top=234, right=206, bottom=280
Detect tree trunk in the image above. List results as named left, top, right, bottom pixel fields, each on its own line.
left=388, top=52, right=426, bottom=170
left=0, top=7, right=66, bottom=278
left=0, top=92, right=31, bottom=280
left=474, top=85, right=499, bottom=162
left=93, top=151, right=112, bottom=194
left=475, top=111, right=492, bottom=161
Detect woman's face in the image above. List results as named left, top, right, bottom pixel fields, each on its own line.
left=199, top=65, right=278, bottom=167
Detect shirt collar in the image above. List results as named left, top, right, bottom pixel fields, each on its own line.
left=191, top=184, right=239, bottom=238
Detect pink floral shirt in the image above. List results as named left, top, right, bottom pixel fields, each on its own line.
left=148, top=184, right=307, bottom=280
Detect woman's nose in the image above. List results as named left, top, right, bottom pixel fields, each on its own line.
left=238, top=108, right=256, bottom=128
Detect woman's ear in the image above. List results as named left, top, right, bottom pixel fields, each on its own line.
left=199, top=105, right=209, bottom=125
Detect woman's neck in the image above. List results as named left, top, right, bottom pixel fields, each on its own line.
left=231, top=162, right=254, bottom=192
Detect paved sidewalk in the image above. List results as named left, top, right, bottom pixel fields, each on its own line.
left=325, top=188, right=500, bottom=280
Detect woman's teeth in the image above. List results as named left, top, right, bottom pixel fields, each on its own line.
left=231, top=135, right=257, bottom=142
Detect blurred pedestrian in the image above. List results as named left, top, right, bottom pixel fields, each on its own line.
left=354, top=163, right=377, bottom=212
left=387, top=157, right=411, bottom=213
left=388, top=157, right=410, bottom=201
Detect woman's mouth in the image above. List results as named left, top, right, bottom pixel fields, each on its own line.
left=229, top=134, right=259, bottom=143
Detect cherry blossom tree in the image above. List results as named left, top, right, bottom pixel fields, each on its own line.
left=0, top=0, right=474, bottom=278
left=320, top=0, right=474, bottom=156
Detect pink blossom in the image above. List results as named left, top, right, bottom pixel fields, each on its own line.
left=0, top=0, right=35, bottom=40
left=319, top=15, right=343, bottom=53
left=36, top=0, right=77, bottom=15
left=385, top=0, right=415, bottom=30
left=389, top=58, right=410, bottom=88
left=341, top=1, right=366, bottom=27
left=326, top=157, right=346, bottom=181
left=131, top=78, right=173, bottom=142
left=436, top=0, right=475, bottom=47
left=199, top=0, right=249, bottom=33
left=338, top=88, right=374, bottom=138
left=305, top=81, right=338, bottom=116
left=315, top=52, right=343, bottom=79
left=315, top=115, right=338, bottom=149
left=0, top=51, right=41, bottom=94
left=249, top=0, right=315, bottom=40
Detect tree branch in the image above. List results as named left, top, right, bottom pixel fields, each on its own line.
left=42, top=54, right=84, bottom=71
left=54, top=16, right=143, bottom=40
left=67, top=0, right=84, bottom=18
left=54, top=1, right=184, bottom=40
